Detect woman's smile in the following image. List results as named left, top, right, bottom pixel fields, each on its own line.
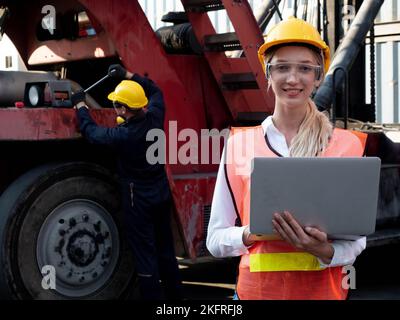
left=282, top=87, right=303, bottom=97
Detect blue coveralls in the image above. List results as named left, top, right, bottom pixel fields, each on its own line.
left=76, top=74, right=182, bottom=300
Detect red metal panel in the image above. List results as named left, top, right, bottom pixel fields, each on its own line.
left=0, top=108, right=116, bottom=140
left=28, top=32, right=117, bottom=65
left=170, top=175, right=217, bottom=259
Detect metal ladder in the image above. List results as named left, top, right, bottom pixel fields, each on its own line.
left=181, top=0, right=274, bottom=124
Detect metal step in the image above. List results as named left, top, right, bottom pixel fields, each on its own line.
left=204, top=32, right=241, bottom=51
left=221, top=72, right=258, bottom=90
left=185, top=0, right=224, bottom=12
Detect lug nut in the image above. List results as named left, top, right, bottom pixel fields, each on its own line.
left=82, top=214, right=89, bottom=222
left=95, top=233, right=104, bottom=244
left=94, top=221, right=101, bottom=232
left=59, top=219, right=65, bottom=224
left=69, top=218, right=77, bottom=227
left=79, top=276, right=85, bottom=283
left=59, top=229, right=66, bottom=236
left=92, top=272, right=98, bottom=278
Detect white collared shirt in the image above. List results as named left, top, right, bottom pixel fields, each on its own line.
left=206, top=116, right=366, bottom=267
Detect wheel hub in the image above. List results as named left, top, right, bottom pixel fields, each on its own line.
left=67, top=230, right=99, bottom=267
left=37, top=199, right=120, bottom=298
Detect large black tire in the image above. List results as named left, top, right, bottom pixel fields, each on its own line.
left=0, top=162, right=137, bottom=299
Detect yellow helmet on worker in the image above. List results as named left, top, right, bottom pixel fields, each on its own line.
left=107, top=80, right=148, bottom=109
left=258, top=16, right=330, bottom=74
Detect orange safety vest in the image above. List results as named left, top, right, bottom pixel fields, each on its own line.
left=225, top=126, right=367, bottom=300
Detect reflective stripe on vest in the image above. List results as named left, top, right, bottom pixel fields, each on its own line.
left=225, top=125, right=367, bottom=300
left=250, top=252, right=325, bottom=272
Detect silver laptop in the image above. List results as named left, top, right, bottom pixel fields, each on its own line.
left=250, top=157, right=381, bottom=240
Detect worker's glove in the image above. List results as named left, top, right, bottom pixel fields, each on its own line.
left=71, top=90, right=86, bottom=106
left=108, top=64, right=127, bottom=79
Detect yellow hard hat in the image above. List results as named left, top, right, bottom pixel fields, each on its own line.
left=107, top=80, right=148, bottom=109
left=258, top=17, right=330, bottom=74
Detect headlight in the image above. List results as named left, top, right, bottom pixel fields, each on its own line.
left=28, top=85, right=41, bottom=106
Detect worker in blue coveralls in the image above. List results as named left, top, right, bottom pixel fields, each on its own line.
left=71, top=64, right=182, bottom=300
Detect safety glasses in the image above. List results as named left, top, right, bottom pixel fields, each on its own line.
left=113, top=101, right=125, bottom=109
left=266, top=63, right=322, bottom=80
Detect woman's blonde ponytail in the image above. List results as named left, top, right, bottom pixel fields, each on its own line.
left=289, top=99, right=333, bottom=157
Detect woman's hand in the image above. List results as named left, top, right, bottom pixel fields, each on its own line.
left=242, top=226, right=280, bottom=246
left=272, top=211, right=334, bottom=264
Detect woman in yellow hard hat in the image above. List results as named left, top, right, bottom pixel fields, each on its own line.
left=72, top=64, right=182, bottom=300
left=207, top=17, right=367, bottom=300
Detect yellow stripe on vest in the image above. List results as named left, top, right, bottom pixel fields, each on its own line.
left=249, top=252, right=325, bottom=272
